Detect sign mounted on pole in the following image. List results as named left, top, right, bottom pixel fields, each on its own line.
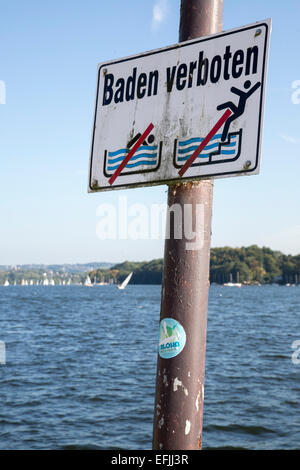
left=88, top=19, right=271, bottom=192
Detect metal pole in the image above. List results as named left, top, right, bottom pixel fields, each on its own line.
left=152, top=0, right=223, bottom=451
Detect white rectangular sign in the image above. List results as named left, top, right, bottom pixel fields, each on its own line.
left=88, top=19, right=271, bottom=192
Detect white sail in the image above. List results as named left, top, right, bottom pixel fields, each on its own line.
left=84, top=275, right=93, bottom=286
left=117, top=272, right=133, bottom=290
left=4, top=280, right=9, bottom=286
left=223, top=282, right=242, bottom=287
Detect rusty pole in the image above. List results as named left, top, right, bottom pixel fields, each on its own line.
left=152, top=0, right=223, bottom=450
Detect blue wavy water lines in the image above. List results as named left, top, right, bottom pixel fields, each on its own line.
left=178, top=134, right=224, bottom=146
left=108, top=145, right=157, bottom=157
left=107, top=153, right=158, bottom=165
left=107, top=144, right=159, bottom=170
left=177, top=148, right=236, bottom=161
left=107, top=160, right=157, bottom=170
left=178, top=141, right=236, bottom=155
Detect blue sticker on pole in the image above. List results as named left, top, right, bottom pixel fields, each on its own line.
left=159, top=318, right=186, bottom=359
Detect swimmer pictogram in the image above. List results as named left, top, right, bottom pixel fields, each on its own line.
left=104, top=124, right=163, bottom=183
left=108, top=123, right=155, bottom=185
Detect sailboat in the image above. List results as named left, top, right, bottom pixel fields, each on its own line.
left=223, top=282, right=242, bottom=287
left=117, top=272, right=133, bottom=290
left=4, top=280, right=9, bottom=286
left=84, top=275, right=93, bottom=287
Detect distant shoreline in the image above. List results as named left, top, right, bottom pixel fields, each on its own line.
left=1, top=246, right=299, bottom=286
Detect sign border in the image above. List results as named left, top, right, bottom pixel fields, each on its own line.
left=88, top=19, right=271, bottom=192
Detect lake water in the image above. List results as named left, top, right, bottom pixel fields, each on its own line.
left=0, top=284, right=299, bottom=450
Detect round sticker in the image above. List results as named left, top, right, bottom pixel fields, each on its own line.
left=159, top=318, right=186, bottom=359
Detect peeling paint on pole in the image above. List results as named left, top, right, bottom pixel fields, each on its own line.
left=152, top=179, right=213, bottom=450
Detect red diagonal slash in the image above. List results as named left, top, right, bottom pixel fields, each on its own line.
left=108, top=123, right=154, bottom=185
left=178, top=108, right=232, bottom=177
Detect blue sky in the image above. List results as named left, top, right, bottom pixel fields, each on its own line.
left=0, top=0, right=299, bottom=264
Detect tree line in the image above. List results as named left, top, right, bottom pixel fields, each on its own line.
left=89, top=245, right=300, bottom=285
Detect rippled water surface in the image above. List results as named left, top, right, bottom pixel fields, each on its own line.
left=0, top=285, right=299, bottom=449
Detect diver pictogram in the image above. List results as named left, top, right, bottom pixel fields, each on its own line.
left=216, top=80, right=261, bottom=142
